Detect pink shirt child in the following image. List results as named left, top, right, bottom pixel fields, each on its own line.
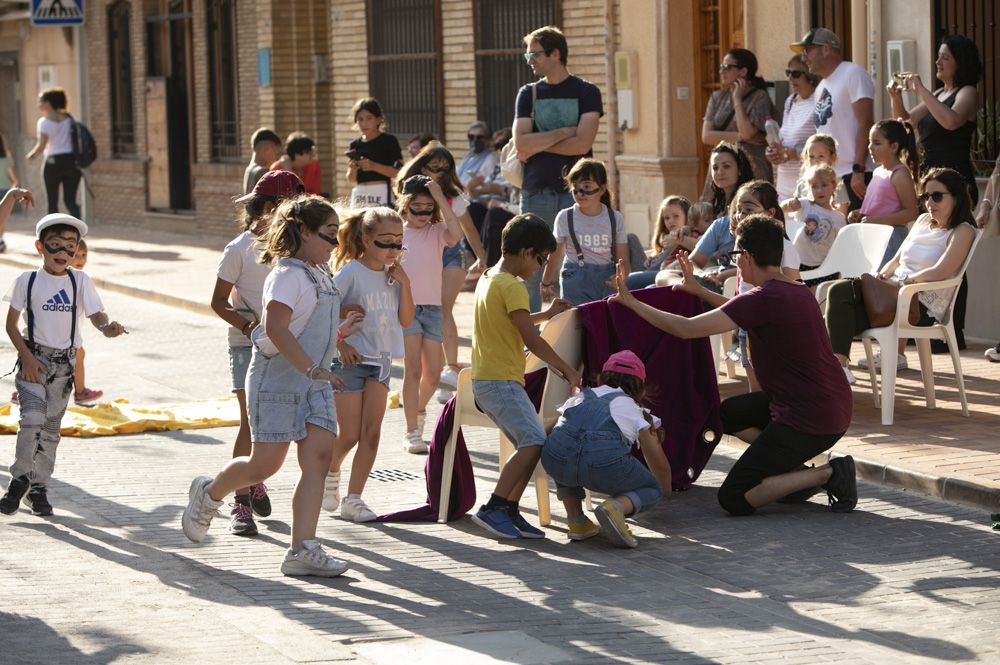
left=401, top=223, right=454, bottom=306
left=859, top=163, right=906, bottom=217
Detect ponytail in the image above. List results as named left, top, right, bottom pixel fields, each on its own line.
left=875, top=119, right=920, bottom=176
left=334, top=206, right=404, bottom=269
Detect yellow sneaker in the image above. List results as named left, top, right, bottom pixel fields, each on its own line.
left=595, top=498, right=638, bottom=548
left=567, top=516, right=601, bottom=541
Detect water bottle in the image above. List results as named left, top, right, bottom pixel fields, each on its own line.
left=764, top=116, right=781, bottom=146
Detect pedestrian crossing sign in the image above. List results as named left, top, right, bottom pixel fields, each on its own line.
left=31, top=0, right=84, bottom=26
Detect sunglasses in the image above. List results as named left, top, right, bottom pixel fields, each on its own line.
left=468, top=134, right=488, bottom=141
left=317, top=232, right=339, bottom=247
left=719, top=64, right=740, bottom=72
left=423, top=165, right=449, bottom=175
left=523, top=50, right=546, bottom=62
left=919, top=191, right=949, bottom=204
left=572, top=187, right=601, bottom=197
left=785, top=69, right=807, bottom=79
left=373, top=239, right=404, bottom=250
left=43, top=243, right=77, bottom=256
left=408, top=207, right=435, bottom=217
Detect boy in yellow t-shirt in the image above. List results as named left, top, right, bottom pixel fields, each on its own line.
left=471, top=213, right=579, bottom=539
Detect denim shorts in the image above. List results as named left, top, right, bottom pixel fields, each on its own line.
left=331, top=360, right=390, bottom=392
left=403, top=304, right=443, bottom=341
left=229, top=345, right=253, bottom=392
left=472, top=379, right=545, bottom=449
left=251, top=383, right=337, bottom=442
left=443, top=244, right=467, bottom=271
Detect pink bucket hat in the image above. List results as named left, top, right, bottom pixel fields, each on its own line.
left=601, top=350, right=646, bottom=382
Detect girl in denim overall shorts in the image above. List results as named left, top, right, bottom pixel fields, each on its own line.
left=540, top=159, right=630, bottom=306
left=183, top=196, right=361, bottom=579
left=541, top=351, right=673, bottom=548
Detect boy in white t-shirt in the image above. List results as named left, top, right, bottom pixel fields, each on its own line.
left=1, top=211, right=127, bottom=517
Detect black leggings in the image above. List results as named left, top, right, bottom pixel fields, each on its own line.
left=718, top=392, right=844, bottom=516
left=43, top=154, right=81, bottom=218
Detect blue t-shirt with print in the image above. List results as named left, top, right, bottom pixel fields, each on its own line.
left=515, top=75, right=603, bottom=192
left=692, top=215, right=735, bottom=267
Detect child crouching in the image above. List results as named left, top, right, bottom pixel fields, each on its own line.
left=541, top=351, right=671, bottom=548
left=2, top=210, right=127, bottom=516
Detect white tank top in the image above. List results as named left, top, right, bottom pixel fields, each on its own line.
left=893, top=213, right=957, bottom=321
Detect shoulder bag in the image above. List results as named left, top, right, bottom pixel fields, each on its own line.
left=500, top=83, right=536, bottom=189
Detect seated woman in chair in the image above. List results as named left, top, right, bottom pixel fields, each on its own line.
left=824, top=168, right=977, bottom=384
left=610, top=214, right=857, bottom=517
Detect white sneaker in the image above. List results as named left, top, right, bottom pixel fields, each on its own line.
left=340, top=495, right=377, bottom=522
left=857, top=351, right=908, bottom=371
left=435, top=388, right=453, bottom=404
left=439, top=365, right=459, bottom=390
left=181, top=476, right=223, bottom=543
left=404, top=430, right=428, bottom=454
left=321, top=471, right=341, bottom=512
left=280, top=539, right=349, bottom=577
left=985, top=343, right=1000, bottom=362
left=842, top=366, right=857, bottom=385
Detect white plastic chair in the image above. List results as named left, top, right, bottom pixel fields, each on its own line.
left=784, top=218, right=805, bottom=243
left=859, top=231, right=981, bottom=426
left=803, top=224, right=895, bottom=305
left=438, top=309, right=583, bottom=524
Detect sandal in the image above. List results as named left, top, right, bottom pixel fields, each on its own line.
left=75, top=388, right=104, bottom=404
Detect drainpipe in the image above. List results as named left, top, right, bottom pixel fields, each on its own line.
left=603, top=0, right=618, bottom=195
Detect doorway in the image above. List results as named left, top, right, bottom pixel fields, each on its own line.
left=146, top=0, right=193, bottom=211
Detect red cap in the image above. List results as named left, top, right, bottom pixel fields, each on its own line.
left=601, top=350, right=646, bottom=382
left=234, top=170, right=305, bottom=203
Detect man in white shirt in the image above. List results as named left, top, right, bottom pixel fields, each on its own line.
left=792, top=28, right=875, bottom=211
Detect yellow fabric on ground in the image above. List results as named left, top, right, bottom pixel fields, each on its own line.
left=0, top=398, right=240, bottom=438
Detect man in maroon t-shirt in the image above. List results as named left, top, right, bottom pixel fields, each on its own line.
left=610, top=214, right=857, bottom=516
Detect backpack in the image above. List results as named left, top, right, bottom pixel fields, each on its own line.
left=68, top=115, right=97, bottom=169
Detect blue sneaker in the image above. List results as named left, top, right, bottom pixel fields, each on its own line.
left=471, top=505, right=520, bottom=539
left=509, top=508, right=545, bottom=539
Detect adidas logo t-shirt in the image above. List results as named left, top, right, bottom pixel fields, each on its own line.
left=3, top=269, right=104, bottom=349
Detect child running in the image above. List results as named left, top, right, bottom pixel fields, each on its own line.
left=541, top=351, right=672, bottom=548
left=471, top=213, right=579, bottom=539
left=182, top=196, right=361, bottom=579
left=541, top=159, right=629, bottom=306
left=781, top=164, right=846, bottom=284
left=2, top=206, right=127, bottom=516
left=211, top=170, right=305, bottom=536
left=346, top=98, right=402, bottom=208
left=849, top=119, right=920, bottom=268
left=397, top=175, right=463, bottom=453
left=793, top=134, right=850, bottom=215
left=323, top=206, right=414, bottom=521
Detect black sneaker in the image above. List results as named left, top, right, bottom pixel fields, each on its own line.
left=823, top=455, right=857, bottom=513
left=229, top=495, right=258, bottom=536
left=1, top=476, right=30, bottom=515
left=249, top=482, right=271, bottom=517
left=24, top=486, right=53, bottom=516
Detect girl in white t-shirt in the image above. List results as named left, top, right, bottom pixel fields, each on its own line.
left=209, top=170, right=305, bottom=537
left=540, top=159, right=630, bottom=306
left=395, top=175, right=463, bottom=454
left=782, top=164, right=847, bottom=285
left=25, top=87, right=80, bottom=218
left=323, top=207, right=414, bottom=522
left=791, top=134, right=850, bottom=216
left=183, top=196, right=361, bottom=579
left=541, top=351, right=672, bottom=549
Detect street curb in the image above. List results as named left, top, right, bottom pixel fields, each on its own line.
left=0, top=255, right=215, bottom=317
left=719, top=439, right=999, bottom=514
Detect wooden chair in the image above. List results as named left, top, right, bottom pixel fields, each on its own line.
left=859, top=231, right=981, bottom=425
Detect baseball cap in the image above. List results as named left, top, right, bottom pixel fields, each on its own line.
left=234, top=169, right=305, bottom=203
left=790, top=28, right=841, bottom=52
left=601, top=350, right=646, bottom=382
left=36, top=213, right=88, bottom=240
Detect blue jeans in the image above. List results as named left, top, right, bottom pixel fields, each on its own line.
left=471, top=379, right=546, bottom=449
left=542, top=426, right=662, bottom=514
left=626, top=270, right=659, bottom=290
left=560, top=261, right=615, bottom=306
left=520, top=187, right=575, bottom=313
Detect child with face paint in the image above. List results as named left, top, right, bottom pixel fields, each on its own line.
left=67, top=238, right=103, bottom=405
left=395, top=175, right=464, bottom=454
left=2, top=204, right=127, bottom=517
left=322, top=207, right=414, bottom=522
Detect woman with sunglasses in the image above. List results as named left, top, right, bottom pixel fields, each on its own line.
left=766, top=54, right=820, bottom=200
left=701, top=48, right=777, bottom=200
left=540, top=158, right=628, bottom=306
left=824, top=168, right=977, bottom=384
left=394, top=175, right=464, bottom=454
